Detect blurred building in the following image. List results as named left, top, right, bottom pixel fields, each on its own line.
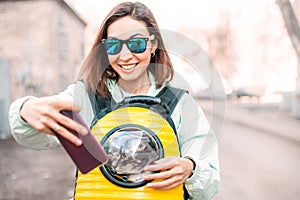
left=0, top=0, right=86, bottom=137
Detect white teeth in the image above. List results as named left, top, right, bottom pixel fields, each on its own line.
left=120, top=64, right=136, bottom=70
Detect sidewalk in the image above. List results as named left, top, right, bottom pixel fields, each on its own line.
left=200, top=99, right=300, bottom=144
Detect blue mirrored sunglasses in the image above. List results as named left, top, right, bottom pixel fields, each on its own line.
left=101, top=35, right=155, bottom=55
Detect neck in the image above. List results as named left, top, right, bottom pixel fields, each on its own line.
left=118, top=75, right=151, bottom=94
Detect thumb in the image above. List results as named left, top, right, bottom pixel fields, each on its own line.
left=51, top=96, right=81, bottom=113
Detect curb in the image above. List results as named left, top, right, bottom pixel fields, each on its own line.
left=224, top=111, right=300, bottom=144
left=201, top=101, right=300, bottom=145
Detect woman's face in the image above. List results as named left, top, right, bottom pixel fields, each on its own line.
left=106, top=16, right=156, bottom=87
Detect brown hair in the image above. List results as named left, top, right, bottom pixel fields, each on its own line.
left=77, top=2, right=174, bottom=97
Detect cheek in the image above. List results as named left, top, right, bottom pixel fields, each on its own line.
left=137, top=53, right=151, bottom=65
left=108, top=55, right=118, bottom=65
left=108, top=56, right=120, bottom=72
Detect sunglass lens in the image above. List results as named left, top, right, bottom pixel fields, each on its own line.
left=104, top=39, right=121, bottom=55
left=128, top=38, right=147, bottom=53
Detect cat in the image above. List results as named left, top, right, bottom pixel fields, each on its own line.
left=103, top=128, right=160, bottom=182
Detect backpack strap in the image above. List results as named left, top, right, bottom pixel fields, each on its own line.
left=88, top=86, right=187, bottom=117
left=155, top=86, right=187, bottom=117
left=88, top=89, right=114, bottom=116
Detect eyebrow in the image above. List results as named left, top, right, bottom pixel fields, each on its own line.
left=107, top=33, right=145, bottom=39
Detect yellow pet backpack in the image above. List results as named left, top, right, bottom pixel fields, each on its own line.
left=74, top=86, right=188, bottom=199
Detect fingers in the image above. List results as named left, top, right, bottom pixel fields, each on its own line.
left=50, top=123, right=83, bottom=146
left=144, top=170, right=174, bottom=180
left=143, top=157, right=193, bottom=190
left=46, top=96, right=81, bottom=113
left=47, top=98, right=89, bottom=136
left=42, top=116, right=83, bottom=146
left=42, top=97, right=88, bottom=136
left=144, top=156, right=179, bottom=172
left=20, top=96, right=87, bottom=146
left=53, top=99, right=81, bottom=113
left=53, top=111, right=88, bottom=136
left=144, top=170, right=185, bottom=190
left=153, top=156, right=180, bottom=165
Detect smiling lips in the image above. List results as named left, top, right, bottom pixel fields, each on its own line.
left=119, top=63, right=137, bottom=71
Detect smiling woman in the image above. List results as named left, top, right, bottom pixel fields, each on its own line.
left=78, top=3, right=174, bottom=97
left=9, top=2, right=220, bottom=200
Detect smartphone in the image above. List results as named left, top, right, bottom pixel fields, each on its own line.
left=55, top=110, right=108, bottom=174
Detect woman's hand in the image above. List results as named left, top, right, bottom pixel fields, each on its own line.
left=20, top=96, right=88, bottom=146
left=143, top=156, right=194, bottom=190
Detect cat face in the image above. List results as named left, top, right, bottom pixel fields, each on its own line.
left=103, top=128, right=160, bottom=176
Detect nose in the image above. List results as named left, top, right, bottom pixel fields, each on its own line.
left=119, top=44, right=133, bottom=61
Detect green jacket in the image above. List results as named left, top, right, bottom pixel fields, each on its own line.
left=9, top=77, right=220, bottom=200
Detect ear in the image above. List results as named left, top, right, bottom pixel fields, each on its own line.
left=150, top=39, right=158, bottom=53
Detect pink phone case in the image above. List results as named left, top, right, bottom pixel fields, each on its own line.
left=55, top=110, right=108, bottom=174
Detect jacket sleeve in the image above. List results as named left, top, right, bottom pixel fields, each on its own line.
left=172, top=93, right=220, bottom=200
left=8, top=83, right=80, bottom=150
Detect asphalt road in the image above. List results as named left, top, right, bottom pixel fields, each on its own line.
left=214, top=120, right=300, bottom=200
left=1, top=119, right=300, bottom=200
left=0, top=139, right=75, bottom=200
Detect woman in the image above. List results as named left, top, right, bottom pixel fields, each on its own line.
left=9, top=2, right=219, bottom=199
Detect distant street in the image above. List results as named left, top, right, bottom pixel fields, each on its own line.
left=214, top=120, right=300, bottom=200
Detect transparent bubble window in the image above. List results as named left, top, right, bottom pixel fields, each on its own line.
left=100, top=124, right=164, bottom=188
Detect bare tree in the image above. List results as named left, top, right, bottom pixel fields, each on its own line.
left=203, top=12, right=236, bottom=94
left=277, top=0, right=300, bottom=118
left=277, top=0, right=300, bottom=82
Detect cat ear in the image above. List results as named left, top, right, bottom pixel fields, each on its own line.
left=139, top=141, right=147, bottom=150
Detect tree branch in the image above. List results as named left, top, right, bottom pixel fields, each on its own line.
left=277, top=0, right=300, bottom=56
